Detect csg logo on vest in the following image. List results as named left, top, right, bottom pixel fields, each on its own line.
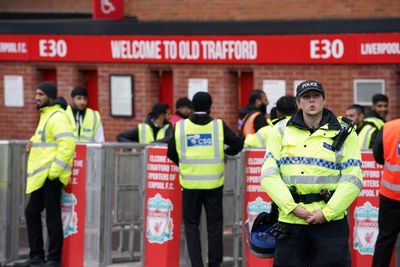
left=187, top=134, right=212, bottom=147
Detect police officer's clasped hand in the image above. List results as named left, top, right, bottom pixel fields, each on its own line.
left=306, top=209, right=327, bottom=224
left=292, top=206, right=311, bottom=220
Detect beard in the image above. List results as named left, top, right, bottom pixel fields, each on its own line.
left=36, top=99, right=51, bottom=110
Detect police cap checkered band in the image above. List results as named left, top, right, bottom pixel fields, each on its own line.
left=296, top=80, right=324, bottom=97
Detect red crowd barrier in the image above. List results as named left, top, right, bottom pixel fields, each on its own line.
left=61, top=144, right=87, bottom=267
left=144, top=146, right=182, bottom=267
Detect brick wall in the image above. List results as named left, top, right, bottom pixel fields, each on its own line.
left=0, top=62, right=399, bottom=141
left=0, top=0, right=399, bottom=21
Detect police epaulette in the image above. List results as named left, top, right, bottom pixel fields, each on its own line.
left=271, top=117, right=285, bottom=125
left=340, top=116, right=353, bottom=125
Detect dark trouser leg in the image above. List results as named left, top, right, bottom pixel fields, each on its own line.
left=372, top=195, right=400, bottom=267
left=273, top=223, right=310, bottom=267
left=25, top=186, right=45, bottom=260
left=183, top=189, right=204, bottom=267
left=203, top=187, right=223, bottom=267
left=43, top=179, right=63, bottom=261
left=310, top=218, right=351, bottom=267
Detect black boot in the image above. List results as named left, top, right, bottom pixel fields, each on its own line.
left=14, top=257, right=45, bottom=267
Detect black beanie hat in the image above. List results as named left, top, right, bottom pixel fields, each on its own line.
left=175, top=97, right=193, bottom=109
left=192, top=92, right=212, bottom=112
left=71, top=86, right=88, bottom=98
left=37, top=81, right=57, bottom=99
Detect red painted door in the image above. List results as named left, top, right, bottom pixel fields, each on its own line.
left=83, top=70, right=98, bottom=110
left=159, top=70, right=173, bottom=112
left=41, top=69, right=57, bottom=84
left=239, top=72, right=254, bottom=108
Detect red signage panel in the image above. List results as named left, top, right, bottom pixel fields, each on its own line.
left=92, top=0, right=123, bottom=20
left=349, top=151, right=395, bottom=267
left=61, top=144, right=87, bottom=267
left=243, top=149, right=274, bottom=267
left=0, top=33, right=399, bottom=64
left=144, top=146, right=182, bottom=267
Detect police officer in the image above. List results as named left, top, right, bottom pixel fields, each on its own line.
left=244, top=96, right=297, bottom=148
left=372, top=118, right=400, bottom=267
left=260, top=80, right=362, bottom=266
left=16, top=82, right=76, bottom=267
left=358, top=94, right=388, bottom=150
left=117, top=103, right=172, bottom=144
left=66, top=86, right=104, bottom=142
left=167, top=92, right=243, bottom=267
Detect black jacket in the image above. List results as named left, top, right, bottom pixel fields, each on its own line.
left=373, top=129, right=384, bottom=165
left=167, top=113, right=244, bottom=166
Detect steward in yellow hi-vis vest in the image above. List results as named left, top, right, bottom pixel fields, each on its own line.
left=245, top=96, right=297, bottom=148
left=260, top=80, right=362, bottom=266
left=66, top=86, right=104, bottom=143
left=372, top=118, right=400, bottom=267
left=167, top=92, right=243, bottom=267
left=116, top=103, right=172, bottom=144
left=20, top=82, right=75, bottom=267
left=358, top=93, right=388, bottom=150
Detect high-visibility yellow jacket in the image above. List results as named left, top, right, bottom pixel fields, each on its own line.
left=244, top=118, right=282, bottom=148
left=66, top=105, right=101, bottom=142
left=358, top=117, right=384, bottom=150
left=27, top=105, right=76, bottom=193
left=260, top=115, right=363, bottom=224
left=138, top=123, right=170, bottom=144
left=175, top=119, right=224, bottom=189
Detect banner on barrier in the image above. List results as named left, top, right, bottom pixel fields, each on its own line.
left=349, top=151, right=395, bottom=267
left=243, top=149, right=274, bottom=267
left=144, top=146, right=182, bottom=267
left=61, top=144, right=87, bottom=267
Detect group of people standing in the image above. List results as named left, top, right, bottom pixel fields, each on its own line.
left=19, top=79, right=399, bottom=267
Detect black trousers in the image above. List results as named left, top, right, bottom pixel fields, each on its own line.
left=182, top=186, right=223, bottom=267
left=25, top=178, right=63, bottom=261
left=372, top=194, right=400, bottom=267
left=273, top=218, right=351, bottom=267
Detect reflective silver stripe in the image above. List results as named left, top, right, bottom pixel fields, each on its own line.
left=79, top=136, right=94, bottom=142
left=181, top=173, right=223, bottom=181
left=179, top=120, right=222, bottom=164
left=381, top=178, right=400, bottom=192
left=27, top=164, right=51, bottom=178
left=92, top=109, right=98, bottom=133
left=54, top=158, right=72, bottom=172
left=54, top=132, right=74, bottom=140
left=339, top=175, right=363, bottom=190
left=361, top=126, right=375, bottom=149
left=385, top=162, right=400, bottom=172
left=140, top=124, right=146, bottom=145
left=31, top=143, right=57, bottom=148
left=277, top=119, right=287, bottom=137
left=255, top=132, right=266, bottom=147
left=282, top=175, right=341, bottom=184
left=41, top=111, right=62, bottom=143
left=260, top=167, right=279, bottom=177
left=180, top=158, right=224, bottom=164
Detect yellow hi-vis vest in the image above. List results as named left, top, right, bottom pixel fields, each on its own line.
left=244, top=118, right=280, bottom=148
left=244, top=125, right=269, bottom=148
left=175, top=119, right=224, bottom=189
left=138, top=123, right=169, bottom=144
left=66, top=105, right=101, bottom=142
left=27, top=105, right=76, bottom=194
left=358, top=117, right=384, bottom=150
left=260, top=117, right=363, bottom=224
